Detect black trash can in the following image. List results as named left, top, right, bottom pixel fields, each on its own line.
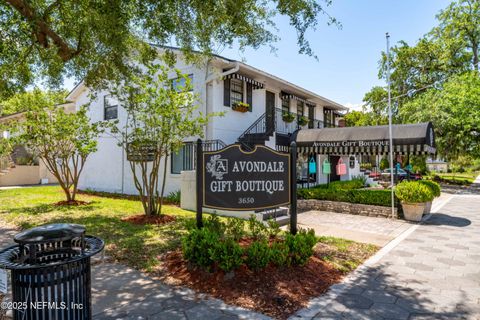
left=0, top=223, right=104, bottom=320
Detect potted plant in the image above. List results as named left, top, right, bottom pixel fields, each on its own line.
left=232, top=102, right=250, bottom=112
left=282, top=112, right=295, bottom=123
left=298, top=116, right=309, bottom=126
left=418, top=180, right=441, bottom=214
left=395, top=181, right=434, bottom=222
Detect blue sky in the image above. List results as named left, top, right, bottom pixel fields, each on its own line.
left=218, top=0, right=452, bottom=110
left=64, top=0, right=451, bottom=111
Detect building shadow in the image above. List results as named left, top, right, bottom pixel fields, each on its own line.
left=299, top=263, right=477, bottom=319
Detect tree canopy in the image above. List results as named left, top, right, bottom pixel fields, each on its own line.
left=0, top=88, right=67, bottom=116
left=401, top=71, right=480, bottom=161
left=349, top=0, right=480, bottom=160
left=0, top=0, right=339, bottom=99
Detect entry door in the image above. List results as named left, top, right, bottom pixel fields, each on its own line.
left=329, top=155, right=341, bottom=182
left=308, top=106, right=315, bottom=128
left=265, top=91, right=275, bottom=133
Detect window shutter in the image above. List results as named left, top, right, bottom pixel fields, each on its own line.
left=246, top=82, right=253, bottom=112
left=224, top=78, right=230, bottom=107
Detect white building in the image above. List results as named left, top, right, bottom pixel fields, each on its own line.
left=66, top=46, right=351, bottom=196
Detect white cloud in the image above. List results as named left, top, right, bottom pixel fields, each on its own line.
left=343, top=102, right=364, bottom=112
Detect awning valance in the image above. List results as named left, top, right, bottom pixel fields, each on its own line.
left=294, top=122, right=436, bottom=155
left=281, top=91, right=315, bottom=107
left=224, top=73, right=264, bottom=89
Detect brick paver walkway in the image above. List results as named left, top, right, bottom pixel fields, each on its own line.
left=292, top=187, right=480, bottom=319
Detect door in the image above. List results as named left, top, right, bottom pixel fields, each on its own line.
left=329, top=155, right=341, bottom=182
left=308, top=105, right=315, bottom=128
left=265, top=91, right=275, bottom=133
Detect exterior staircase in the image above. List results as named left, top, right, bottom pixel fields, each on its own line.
left=237, top=113, right=274, bottom=151
left=258, top=207, right=290, bottom=226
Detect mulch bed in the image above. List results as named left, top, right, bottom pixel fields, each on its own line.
left=121, top=214, right=176, bottom=225
left=54, top=200, right=90, bottom=206
left=157, top=248, right=345, bottom=319
left=77, top=189, right=180, bottom=206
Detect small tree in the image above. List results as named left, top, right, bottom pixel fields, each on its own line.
left=18, top=105, right=105, bottom=203
left=112, top=62, right=215, bottom=216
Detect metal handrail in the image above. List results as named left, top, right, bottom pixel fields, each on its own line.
left=238, top=112, right=267, bottom=141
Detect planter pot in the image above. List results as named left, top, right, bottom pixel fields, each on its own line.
left=424, top=201, right=432, bottom=215
left=402, top=202, right=426, bottom=222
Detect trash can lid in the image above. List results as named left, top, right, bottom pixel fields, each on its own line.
left=14, top=223, right=86, bottom=244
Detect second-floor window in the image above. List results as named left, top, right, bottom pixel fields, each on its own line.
left=223, top=77, right=253, bottom=112
left=297, top=101, right=304, bottom=117
left=230, top=78, right=244, bottom=106
left=282, top=98, right=290, bottom=113
left=104, top=95, right=118, bottom=121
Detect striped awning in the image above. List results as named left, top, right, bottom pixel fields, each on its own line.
left=290, top=122, right=436, bottom=156
left=224, top=73, right=264, bottom=89
left=281, top=92, right=315, bottom=107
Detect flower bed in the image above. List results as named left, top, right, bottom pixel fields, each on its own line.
left=157, top=216, right=378, bottom=318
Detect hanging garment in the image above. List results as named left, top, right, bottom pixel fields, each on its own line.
left=309, top=157, right=317, bottom=174
left=322, top=159, right=331, bottom=174
left=336, top=158, right=347, bottom=175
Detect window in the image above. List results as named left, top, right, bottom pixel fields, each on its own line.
left=297, top=101, right=304, bottom=117
left=104, top=95, right=118, bottom=120
left=230, top=78, right=244, bottom=106
left=171, top=74, right=193, bottom=92
left=171, top=143, right=194, bottom=174
left=282, top=98, right=290, bottom=113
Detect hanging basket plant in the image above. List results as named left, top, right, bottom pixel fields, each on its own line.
left=282, top=112, right=295, bottom=123
left=232, top=102, right=250, bottom=113
left=298, top=116, right=309, bottom=126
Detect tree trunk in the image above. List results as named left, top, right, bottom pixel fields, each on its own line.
left=0, top=293, right=5, bottom=320
left=158, top=154, right=169, bottom=214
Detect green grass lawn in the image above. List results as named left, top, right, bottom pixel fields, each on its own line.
left=426, top=172, right=479, bottom=185
left=0, top=186, right=196, bottom=271
left=0, top=186, right=378, bottom=275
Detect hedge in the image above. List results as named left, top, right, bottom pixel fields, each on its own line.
left=297, top=185, right=398, bottom=207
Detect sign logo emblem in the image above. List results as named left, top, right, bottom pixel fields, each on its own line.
left=206, top=155, right=228, bottom=180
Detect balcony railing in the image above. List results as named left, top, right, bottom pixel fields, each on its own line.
left=275, top=108, right=325, bottom=135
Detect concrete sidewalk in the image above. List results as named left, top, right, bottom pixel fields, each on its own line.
left=0, top=222, right=269, bottom=320
left=291, top=184, right=480, bottom=319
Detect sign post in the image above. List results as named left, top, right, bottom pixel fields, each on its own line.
left=196, top=139, right=203, bottom=229
left=290, top=141, right=297, bottom=235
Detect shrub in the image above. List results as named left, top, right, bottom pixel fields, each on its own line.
left=245, top=240, right=271, bottom=270
left=209, top=238, right=243, bottom=272
left=164, top=190, right=180, bottom=204
left=247, top=215, right=267, bottom=240
left=329, top=179, right=364, bottom=190
left=395, top=181, right=434, bottom=204
left=418, top=180, right=441, bottom=198
left=266, top=218, right=281, bottom=238
left=182, top=228, right=219, bottom=270
left=298, top=187, right=396, bottom=207
left=225, top=217, right=246, bottom=241
left=285, top=229, right=317, bottom=266
left=380, top=157, right=389, bottom=170
left=204, top=214, right=225, bottom=236
left=270, top=241, right=290, bottom=267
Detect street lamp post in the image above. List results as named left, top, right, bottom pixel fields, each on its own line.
left=386, top=33, right=395, bottom=219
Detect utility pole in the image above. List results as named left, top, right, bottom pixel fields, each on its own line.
left=386, top=33, right=395, bottom=219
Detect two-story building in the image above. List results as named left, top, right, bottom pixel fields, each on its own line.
left=66, top=46, right=348, bottom=196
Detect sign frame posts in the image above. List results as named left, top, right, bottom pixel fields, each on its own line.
left=290, top=141, right=297, bottom=235
left=196, top=139, right=204, bottom=229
